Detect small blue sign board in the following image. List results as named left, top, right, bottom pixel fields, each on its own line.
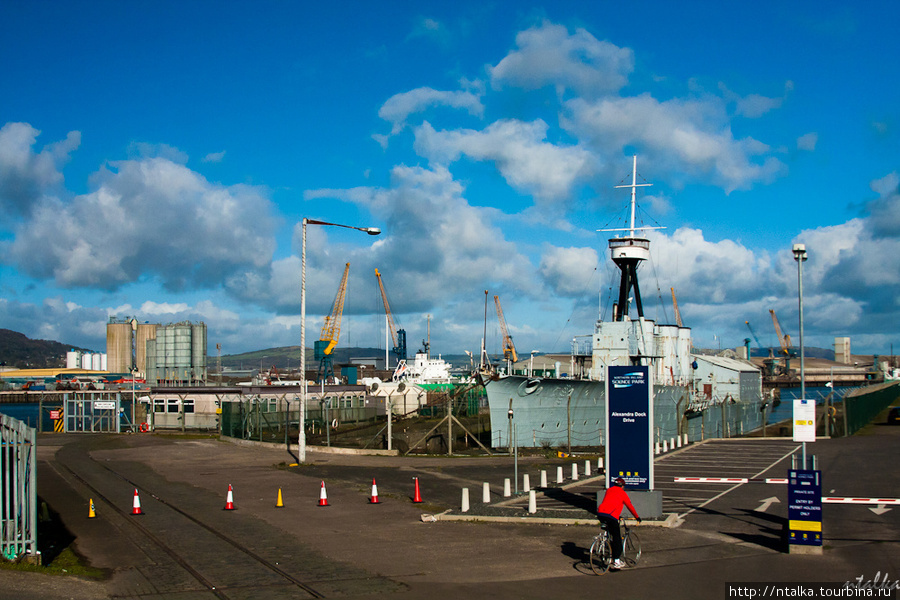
left=788, top=469, right=822, bottom=546
left=605, top=365, right=652, bottom=490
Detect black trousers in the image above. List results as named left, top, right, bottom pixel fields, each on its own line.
left=598, top=513, right=622, bottom=559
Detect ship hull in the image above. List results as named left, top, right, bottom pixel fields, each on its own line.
left=485, top=375, right=765, bottom=449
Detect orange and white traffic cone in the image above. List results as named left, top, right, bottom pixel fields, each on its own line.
left=318, top=481, right=329, bottom=506
left=369, top=478, right=380, bottom=504
left=224, top=484, right=235, bottom=510
left=131, top=489, right=143, bottom=516
left=276, top=488, right=284, bottom=508
left=412, top=477, right=423, bottom=503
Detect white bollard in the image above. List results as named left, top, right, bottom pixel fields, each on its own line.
left=598, top=457, right=604, bottom=471
left=461, top=488, right=470, bottom=512
left=585, top=460, right=591, bottom=477
left=663, top=439, right=668, bottom=452
left=556, top=466, right=564, bottom=484
left=676, top=435, right=682, bottom=448
left=655, top=442, right=660, bottom=455
left=528, top=489, right=537, bottom=514
left=504, top=478, right=511, bottom=497
left=683, top=433, right=689, bottom=446
left=523, top=474, right=530, bottom=492
left=670, top=438, right=675, bottom=450
left=483, top=482, right=491, bottom=503
left=540, top=470, right=548, bottom=488
left=572, top=463, right=579, bottom=481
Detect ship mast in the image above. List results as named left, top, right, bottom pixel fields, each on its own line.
left=600, top=155, right=664, bottom=321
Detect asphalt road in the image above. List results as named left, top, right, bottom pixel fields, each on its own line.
left=3, top=421, right=899, bottom=600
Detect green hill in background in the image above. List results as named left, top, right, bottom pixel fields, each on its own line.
left=0, top=329, right=91, bottom=369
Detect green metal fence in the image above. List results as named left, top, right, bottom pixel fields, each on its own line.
left=416, top=383, right=486, bottom=417
left=1, top=415, right=37, bottom=561
left=844, top=381, right=900, bottom=435
left=220, top=399, right=378, bottom=443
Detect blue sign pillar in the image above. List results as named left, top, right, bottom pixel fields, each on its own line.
left=605, top=365, right=653, bottom=490
left=788, top=469, right=823, bottom=552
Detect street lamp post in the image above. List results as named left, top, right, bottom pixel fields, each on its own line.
left=529, top=350, right=540, bottom=377
left=508, top=406, right=517, bottom=492
left=259, top=356, right=269, bottom=382
left=131, top=368, right=137, bottom=433
left=300, top=218, right=380, bottom=463
left=793, top=243, right=808, bottom=468
left=507, top=406, right=514, bottom=456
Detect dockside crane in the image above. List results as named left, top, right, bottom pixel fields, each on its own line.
left=315, top=262, right=350, bottom=383
left=744, top=320, right=764, bottom=355
left=769, top=308, right=795, bottom=376
left=375, top=268, right=407, bottom=366
left=769, top=309, right=793, bottom=356
left=671, top=287, right=683, bottom=327
left=493, top=295, right=518, bottom=369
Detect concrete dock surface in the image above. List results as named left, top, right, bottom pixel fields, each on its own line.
left=2, top=420, right=898, bottom=599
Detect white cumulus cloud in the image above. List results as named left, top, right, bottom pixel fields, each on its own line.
left=414, top=119, right=595, bottom=204
left=378, top=87, right=484, bottom=135
left=6, top=156, right=277, bottom=291
left=0, top=122, right=80, bottom=218
left=797, top=132, right=818, bottom=151
left=489, top=20, right=634, bottom=98
left=564, top=94, right=786, bottom=193
left=539, top=245, right=600, bottom=297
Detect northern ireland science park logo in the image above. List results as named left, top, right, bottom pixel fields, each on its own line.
left=611, top=371, right=646, bottom=388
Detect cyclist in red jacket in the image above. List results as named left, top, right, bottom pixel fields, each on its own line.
left=597, top=477, right=641, bottom=569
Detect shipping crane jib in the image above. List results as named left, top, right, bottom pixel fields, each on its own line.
left=314, top=262, right=350, bottom=383
left=375, top=268, right=407, bottom=367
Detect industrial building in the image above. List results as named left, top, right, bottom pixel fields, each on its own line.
left=107, top=317, right=207, bottom=386
left=690, top=354, right=762, bottom=402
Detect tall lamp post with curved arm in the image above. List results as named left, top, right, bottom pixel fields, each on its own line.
left=300, top=218, right=380, bottom=463
left=792, top=243, right=808, bottom=468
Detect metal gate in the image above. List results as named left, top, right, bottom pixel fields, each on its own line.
left=0, top=414, right=37, bottom=561
left=65, top=392, right=122, bottom=433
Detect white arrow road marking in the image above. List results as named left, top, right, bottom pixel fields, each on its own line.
left=755, top=496, right=781, bottom=513
left=870, top=504, right=892, bottom=516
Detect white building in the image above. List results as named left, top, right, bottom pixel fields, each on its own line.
left=690, top=354, right=762, bottom=403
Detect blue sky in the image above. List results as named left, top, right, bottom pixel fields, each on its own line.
left=1, top=1, right=898, bottom=361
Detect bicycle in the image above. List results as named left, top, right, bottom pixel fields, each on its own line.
left=588, top=517, right=641, bottom=574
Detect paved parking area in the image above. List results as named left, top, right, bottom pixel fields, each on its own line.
left=654, top=439, right=800, bottom=518
left=9, top=422, right=899, bottom=600
left=473, top=439, right=801, bottom=521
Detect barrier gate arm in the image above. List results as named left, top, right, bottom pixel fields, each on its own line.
left=674, top=477, right=900, bottom=505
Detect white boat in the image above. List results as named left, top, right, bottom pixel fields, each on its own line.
left=393, top=351, right=454, bottom=385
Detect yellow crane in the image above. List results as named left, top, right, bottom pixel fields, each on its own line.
left=375, top=268, right=407, bottom=365
left=671, top=287, right=683, bottom=327
left=769, top=309, right=793, bottom=356
left=314, top=262, right=350, bottom=382
left=493, top=295, right=518, bottom=365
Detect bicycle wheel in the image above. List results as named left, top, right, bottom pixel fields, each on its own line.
left=589, top=536, right=613, bottom=575
left=623, top=531, right=641, bottom=566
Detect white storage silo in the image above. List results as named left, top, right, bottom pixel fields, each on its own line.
left=67, top=350, right=81, bottom=369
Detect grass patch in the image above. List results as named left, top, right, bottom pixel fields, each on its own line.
left=0, top=547, right=106, bottom=579
left=0, top=499, right=107, bottom=579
